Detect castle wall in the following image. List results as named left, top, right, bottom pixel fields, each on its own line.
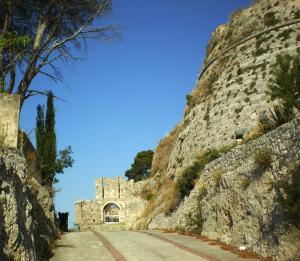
left=167, top=1, right=300, bottom=172
left=75, top=177, right=146, bottom=230
left=0, top=94, right=20, bottom=148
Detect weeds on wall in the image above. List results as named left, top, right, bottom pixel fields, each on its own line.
left=261, top=53, right=300, bottom=130
left=268, top=54, right=300, bottom=114
left=184, top=210, right=204, bottom=233
left=185, top=71, right=219, bottom=117
left=213, top=168, right=223, bottom=187
left=264, top=12, right=279, bottom=26
left=253, top=147, right=272, bottom=169
left=151, top=123, right=183, bottom=175
left=176, top=149, right=220, bottom=199
left=278, top=164, right=300, bottom=227
left=182, top=185, right=207, bottom=233
left=260, top=106, right=293, bottom=132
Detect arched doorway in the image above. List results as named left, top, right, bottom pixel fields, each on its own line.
left=103, top=202, right=120, bottom=223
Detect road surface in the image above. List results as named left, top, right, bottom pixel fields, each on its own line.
left=50, top=230, right=261, bottom=261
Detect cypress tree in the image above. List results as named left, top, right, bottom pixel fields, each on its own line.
left=35, top=105, right=45, bottom=160
left=35, top=91, right=74, bottom=190
left=43, top=91, right=57, bottom=186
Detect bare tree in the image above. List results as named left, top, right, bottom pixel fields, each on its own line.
left=0, top=0, right=119, bottom=108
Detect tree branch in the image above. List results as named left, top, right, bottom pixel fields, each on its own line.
left=24, top=89, right=65, bottom=101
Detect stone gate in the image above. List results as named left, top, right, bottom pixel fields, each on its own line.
left=75, top=177, right=146, bottom=230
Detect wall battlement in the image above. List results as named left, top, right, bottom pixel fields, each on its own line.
left=0, top=94, right=20, bottom=148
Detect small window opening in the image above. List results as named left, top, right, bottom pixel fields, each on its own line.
left=235, top=129, right=244, bottom=141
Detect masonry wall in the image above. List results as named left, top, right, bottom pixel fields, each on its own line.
left=148, top=117, right=300, bottom=260
left=75, top=177, right=146, bottom=230
left=0, top=94, right=20, bottom=148
left=168, top=0, right=300, bottom=171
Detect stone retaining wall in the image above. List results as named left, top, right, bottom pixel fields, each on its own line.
left=149, top=117, right=300, bottom=260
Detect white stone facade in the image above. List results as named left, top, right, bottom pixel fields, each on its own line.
left=75, top=177, right=146, bottom=230
left=0, top=94, right=20, bottom=148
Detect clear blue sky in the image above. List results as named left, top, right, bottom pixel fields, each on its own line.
left=20, top=0, right=251, bottom=224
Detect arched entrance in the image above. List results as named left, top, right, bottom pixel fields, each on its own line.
left=103, top=202, right=120, bottom=223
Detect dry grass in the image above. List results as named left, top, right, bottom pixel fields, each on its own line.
left=212, top=168, right=223, bottom=187
left=253, top=147, right=272, bottom=168
left=278, top=227, right=300, bottom=261
left=139, top=176, right=179, bottom=225
left=243, top=123, right=266, bottom=143
left=151, top=123, right=183, bottom=175
left=185, top=73, right=218, bottom=116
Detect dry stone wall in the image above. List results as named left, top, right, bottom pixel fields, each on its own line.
left=75, top=177, right=146, bottom=230
left=0, top=94, right=20, bottom=148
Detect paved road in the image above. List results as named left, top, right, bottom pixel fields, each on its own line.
left=50, top=230, right=260, bottom=261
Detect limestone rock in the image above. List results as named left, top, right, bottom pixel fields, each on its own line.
left=0, top=148, right=57, bottom=261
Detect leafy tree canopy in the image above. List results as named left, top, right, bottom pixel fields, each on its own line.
left=125, top=150, right=154, bottom=182
left=0, top=0, right=119, bottom=107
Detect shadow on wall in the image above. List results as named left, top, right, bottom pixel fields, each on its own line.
left=0, top=195, right=9, bottom=261
left=0, top=152, right=57, bottom=261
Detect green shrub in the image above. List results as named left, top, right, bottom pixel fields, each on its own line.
left=264, top=12, right=279, bottom=26
left=268, top=54, right=300, bottom=115
left=253, top=147, right=272, bottom=168
left=260, top=106, right=293, bottom=132
left=186, top=94, right=192, bottom=105
left=145, top=194, right=153, bottom=201
left=176, top=149, right=220, bottom=199
left=262, top=53, right=300, bottom=129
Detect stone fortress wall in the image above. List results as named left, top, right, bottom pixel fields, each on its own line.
left=149, top=117, right=300, bottom=260
left=169, top=0, right=300, bottom=171
left=75, top=177, right=146, bottom=230
left=0, top=94, right=20, bottom=148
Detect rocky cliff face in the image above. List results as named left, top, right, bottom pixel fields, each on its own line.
left=136, top=0, right=300, bottom=260
left=0, top=148, right=57, bottom=261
